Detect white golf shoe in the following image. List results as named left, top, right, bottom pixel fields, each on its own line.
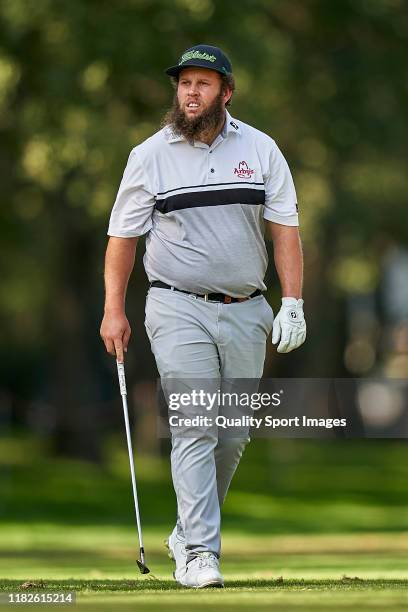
left=179, top=552, right=224, bottom=589
left=165, top=527, right=187, bottom=581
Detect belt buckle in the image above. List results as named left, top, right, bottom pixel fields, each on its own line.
left=224, top=296, right=232, bottom=304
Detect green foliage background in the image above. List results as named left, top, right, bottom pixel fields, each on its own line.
left=0, top=4, right=408, bottom=596
left=0, top=0, right=407, bottom=444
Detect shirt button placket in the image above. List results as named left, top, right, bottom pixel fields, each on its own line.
left=208, top=148, right=215, bottom=179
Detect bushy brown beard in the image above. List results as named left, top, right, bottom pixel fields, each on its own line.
left=162, top=91, right=225, bottom=143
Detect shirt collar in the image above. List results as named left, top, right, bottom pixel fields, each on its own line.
left=224, top=110, right=241, bottom=137
left=165, top=110, right=241, bottom=144
left=164, top=126, right=185, bottom=143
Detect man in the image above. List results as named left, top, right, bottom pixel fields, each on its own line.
left=100, top=44, right=306, bottom=588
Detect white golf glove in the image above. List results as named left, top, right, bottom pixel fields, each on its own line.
left=272, top=297, right=306, bottom=354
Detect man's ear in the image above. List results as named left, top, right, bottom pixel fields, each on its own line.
left=223, top=88, right=233, bottom=105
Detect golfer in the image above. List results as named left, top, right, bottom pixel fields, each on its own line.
left=100, top=44, right=306, bottom=588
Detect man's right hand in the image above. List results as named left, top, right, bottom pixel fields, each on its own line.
left=100, top=310, right=131, bottom=363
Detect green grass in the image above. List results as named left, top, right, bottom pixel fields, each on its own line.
left=1, top=579, right=408, bottom=611
left=0, top=526, right=407, bottom=609
left=1, top=434, right=408, bottom=608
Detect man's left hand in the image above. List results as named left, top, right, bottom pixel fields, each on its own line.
left=272, top=297, right=306, bottom=353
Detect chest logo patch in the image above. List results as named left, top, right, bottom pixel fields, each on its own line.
left=234, top=160, right=255, bottom=179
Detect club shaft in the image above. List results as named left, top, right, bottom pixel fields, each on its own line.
left=117, top=363, right=145, bottom=551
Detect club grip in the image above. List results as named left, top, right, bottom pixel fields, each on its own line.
left=116, top=360, right=127, bottom=395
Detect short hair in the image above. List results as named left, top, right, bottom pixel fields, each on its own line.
left=221, top=73, right=235, bottom=106
left=170, top=72, right=236, bottom=106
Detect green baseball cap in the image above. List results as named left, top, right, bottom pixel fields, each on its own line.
left=165, top=44, right=233, bottom=77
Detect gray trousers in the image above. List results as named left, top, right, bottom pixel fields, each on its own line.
left=145, top=287, right=274, bottom=561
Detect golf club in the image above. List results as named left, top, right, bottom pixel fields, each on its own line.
left=116, top=360, right=150, bottom=574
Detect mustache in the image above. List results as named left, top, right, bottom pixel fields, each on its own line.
left=161, top=92, right=225, bottom=142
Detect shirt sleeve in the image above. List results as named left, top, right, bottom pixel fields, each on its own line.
left=107, top=148, right=155, bottom=237
left=263, top=142, right=299, bottom=226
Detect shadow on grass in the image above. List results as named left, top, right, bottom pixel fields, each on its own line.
left=2, top=547, right=408, bottom=560
left=2, top=438, right=408, bottom=535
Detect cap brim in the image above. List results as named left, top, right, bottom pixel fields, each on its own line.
left=165, top=60, right=228, bottom=77
left=165, top=64, right=183, bottom=77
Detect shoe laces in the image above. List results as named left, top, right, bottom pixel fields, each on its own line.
left=195, top=551, right=218, bottom=569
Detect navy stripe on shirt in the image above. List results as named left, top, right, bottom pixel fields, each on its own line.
left=155, top=187, right=265, bottom=214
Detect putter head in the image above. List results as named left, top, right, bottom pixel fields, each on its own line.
left=137, top=560, right=150, bottom=574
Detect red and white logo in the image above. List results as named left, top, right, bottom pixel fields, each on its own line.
left=234, top=160, right=255, bottom=179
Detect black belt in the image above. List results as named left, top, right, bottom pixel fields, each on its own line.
left=150, top=281, right=262, bottom=304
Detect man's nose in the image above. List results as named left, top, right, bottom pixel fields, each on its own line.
left=187, top=83, right=199, bottom=96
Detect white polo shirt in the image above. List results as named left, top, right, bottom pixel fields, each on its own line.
left=108, top=110, right=299, bottom=296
